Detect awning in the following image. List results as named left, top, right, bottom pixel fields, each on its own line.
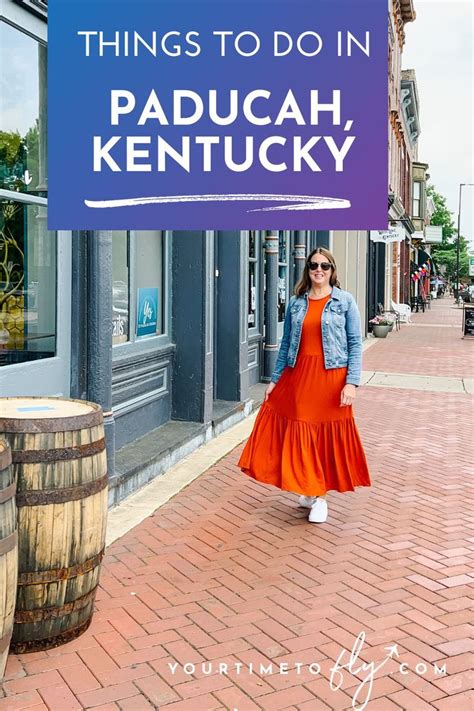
left=417, top=248, right=431, bottom=267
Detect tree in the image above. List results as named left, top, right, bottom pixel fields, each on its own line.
left=427, top=184, right=469, bottom=279
left=0, top=121, right=39, bottom=192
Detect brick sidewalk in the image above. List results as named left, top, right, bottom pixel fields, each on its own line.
left=2, top=298, right=473, bottom=711
left=363, top=298, right=472, bottom=379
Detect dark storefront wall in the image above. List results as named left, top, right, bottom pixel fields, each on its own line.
left=247, top=232, right=264, bottom=386
left=214, top=232, right=249, bottom=404
left=367, top=239, right=386, bottom=320
left=111, top=232, right=173, bottom=449
left=400, top=239, right=411, bottom=304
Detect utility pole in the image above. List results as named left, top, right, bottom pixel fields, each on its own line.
left=456, top=183, right=474, bottom=300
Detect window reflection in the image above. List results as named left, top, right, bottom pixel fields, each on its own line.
left=0, top=200, right=56, bottom=363
left=136, top=231, right=163, bottom=337
left=248, top=232, right=258, bottom=328
left=112, top=232, right=129, bottom=344
left=0, top=22, right=47, bottom=196
left=278, top=232, right=289, bottom=322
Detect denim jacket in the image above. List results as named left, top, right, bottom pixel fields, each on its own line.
left=271, top=286, right=362, bottom=386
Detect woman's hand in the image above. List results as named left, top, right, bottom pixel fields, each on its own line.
left=340, top=384, right=356, bottom=407
left=265, top=382, right=276, bottom=402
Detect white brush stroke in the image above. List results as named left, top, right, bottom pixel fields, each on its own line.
left=84, top=193, right=351, bottom=212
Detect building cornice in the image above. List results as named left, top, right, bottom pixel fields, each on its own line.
left=400, top=0, right=416, bottom=23
left=12, top=0, right=47, bottom=20
left=392, top=0, right=416, bottom=46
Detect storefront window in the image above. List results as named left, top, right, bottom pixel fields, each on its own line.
left=0, top=22, right=47, bottom=196
left=278, top=232, right=289, bottom=322
left=248, top=232, right=258, bottom=328
left=112, top=231, right=165, bottom=345
left=136, top=231, right=164, bottom=337
left=0, top=200, right=56, bottom=364
left=112, top=232, right=129, bottom=345
left=413, top=182, right=421, bottom=217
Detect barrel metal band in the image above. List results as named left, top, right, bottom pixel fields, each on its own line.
left=16, top=473, right=108, bottom=507
left=14, top=586, right=98, bottom=623
left=0, top=481, right=16, bottom=504
left=11, top=617, right=93, bottom=654
left=0, top=409, right=103, bottom=434
left=12, top=438, right=106, bottom=464
left=0, top=630, right=12, bottom=654
left=18, top=549, right=105, bottom=585
left=0, top=444, right=12, bottom=470
left=0, top=531, right=18, bottom=556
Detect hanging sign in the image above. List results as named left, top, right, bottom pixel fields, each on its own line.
left=370, top=226, right=406, bottom=244
left=424, top=225, right=443, bottom=244
left=48, top=0, right=388, bottom=230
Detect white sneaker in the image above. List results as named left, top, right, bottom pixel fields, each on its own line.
left=298, top=495, right=317, bottom=508
left=308, top=497, right=328, bottom=523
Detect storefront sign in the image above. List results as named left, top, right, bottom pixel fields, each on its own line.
left=137, top=288, right=159, bottom=337
left=48, top=0, right=388, bottom=230
left=424, top=225, right=443, bottom=244
left=469, top=257, right=474, bottom=277
left=369, top=226, right=406, bottom=244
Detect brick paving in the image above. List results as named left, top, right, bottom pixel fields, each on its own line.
left=363, top=299, right=472, bottom=379
left=2, top=297, right=473, bottom=710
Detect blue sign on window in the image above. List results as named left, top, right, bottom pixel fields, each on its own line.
left=136, top=288, right=159, bottom=337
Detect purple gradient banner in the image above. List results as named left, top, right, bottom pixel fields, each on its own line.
left=48, top=0, right=388, bottom=229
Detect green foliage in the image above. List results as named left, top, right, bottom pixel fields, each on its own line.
left=0, top=121, right=40, bottom=191
left=427, top=184, right=469, bottom=278
left=431, top=249, right=469, bottom=280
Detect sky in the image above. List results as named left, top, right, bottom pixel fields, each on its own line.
left=403, top=0, right=474, bottom=247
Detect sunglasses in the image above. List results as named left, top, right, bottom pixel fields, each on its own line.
left=308, top=261, right=332, bottom=271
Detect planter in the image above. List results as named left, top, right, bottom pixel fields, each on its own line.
left=372, top=324, right=390, bottom=338
left=388, top=322, right=394, bottom=332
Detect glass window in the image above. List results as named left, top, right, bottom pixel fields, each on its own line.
left=136, top=231, right=164, bottom=337
left=248, top=232, right=258, bottom=327
left=112, top=232, right=129, bottom=345
left=0, top=200, right=56, bottom=364
left=112, top=231, right=166, bottom=345
left=0, top=22, right=47, bottom=196
left=278, top=232, right=289, bottom=323
left=413, top=182, right=421, bottom=217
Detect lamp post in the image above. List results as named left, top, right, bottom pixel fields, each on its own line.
left=456, top=183, right=474, bottom=300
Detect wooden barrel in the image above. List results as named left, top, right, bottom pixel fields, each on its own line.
left=0, top=440, right=17, bottom=677
left=0, top=397, right=108, bottom=653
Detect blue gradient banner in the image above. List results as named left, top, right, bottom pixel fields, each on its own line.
left=48, top=0, right=388, bottom=229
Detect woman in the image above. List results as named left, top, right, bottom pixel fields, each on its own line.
left=238, top=247, right=371, bottom=523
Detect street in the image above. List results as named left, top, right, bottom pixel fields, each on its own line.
left=1, top=297, right=473, bottom=711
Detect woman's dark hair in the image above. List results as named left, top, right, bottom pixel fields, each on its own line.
left=295, top=247, right=341, bottom=297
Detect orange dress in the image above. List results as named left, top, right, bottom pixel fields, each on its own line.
left=238, top=295, right=371, bottom=496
